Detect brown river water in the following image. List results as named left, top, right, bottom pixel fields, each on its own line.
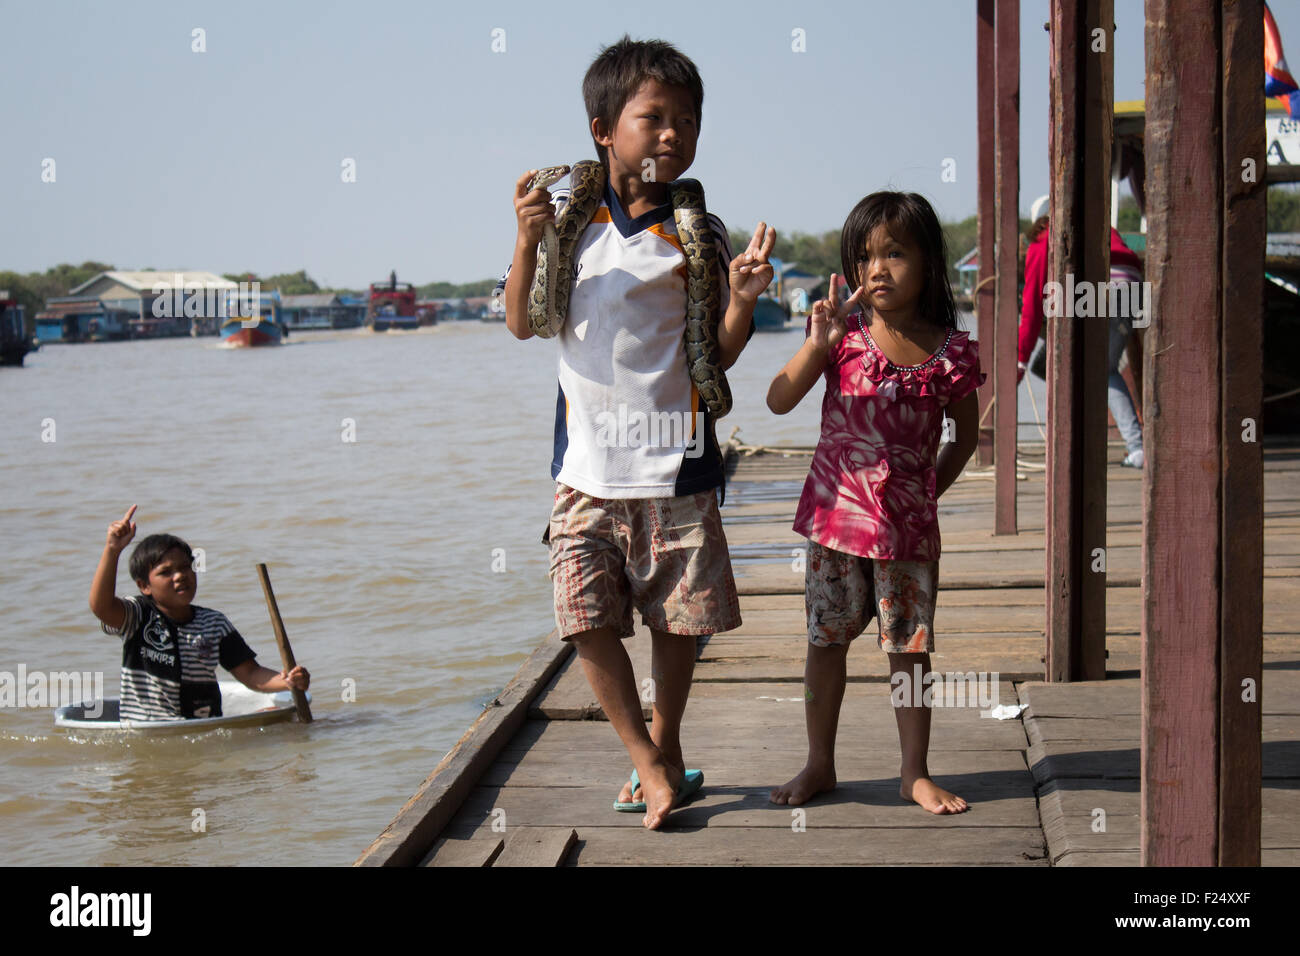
left=0, top=321, right=836, bottom=865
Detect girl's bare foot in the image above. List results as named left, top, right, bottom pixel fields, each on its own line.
left=901, top=773, right=968, bottom=814
left=769, top=762, right=837, bottom=805
left=641, top=761, right=683, bottom=830
left=616, top=758, right=686, bottom=805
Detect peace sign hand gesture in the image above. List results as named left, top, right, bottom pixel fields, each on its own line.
left=809, top=273, right=867, bottom=351
left=728, top=222, right=777, bottom=307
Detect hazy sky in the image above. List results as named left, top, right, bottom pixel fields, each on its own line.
left=2, top=0, right=1290, bottom=288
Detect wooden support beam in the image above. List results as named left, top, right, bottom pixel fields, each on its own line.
left=993, top=0, right=1019, bottom=534
left=976, top=0, right=997, bottom=467
left=1219, top=0, right=1264, bottom=868
left=1045, top=0, right=1111, bottom=682
left=1141, top=0, right=1223, bottom=866
left=1265, top=162, right=1300, bottom=183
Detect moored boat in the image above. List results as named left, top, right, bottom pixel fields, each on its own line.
left=752, top=296, right=790, bottom=331
left=0, top=292, right=37, bottom=365
left=54, top=681, right=310, bottom=735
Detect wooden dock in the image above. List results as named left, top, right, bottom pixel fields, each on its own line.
left=357, top=440, right=1300, bottom=866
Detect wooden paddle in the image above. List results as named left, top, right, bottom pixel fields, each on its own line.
left=256, top=563, right=313, bottom=723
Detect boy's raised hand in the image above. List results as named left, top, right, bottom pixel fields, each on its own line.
left=809, top=273, right=867, bottom=351
left=106, top=505, right=137, bottom=553
left=513, top=169, right=558, bottom=248
left=728, top=222, right=776, bottom=306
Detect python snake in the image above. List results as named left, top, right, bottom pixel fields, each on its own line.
left=526, top=161, right=731, bottom=419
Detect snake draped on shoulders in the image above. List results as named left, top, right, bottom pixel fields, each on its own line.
left=526, top=160, right=732, bottom=419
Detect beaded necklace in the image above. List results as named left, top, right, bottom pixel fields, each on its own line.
left=855, top=311, right=953, bottom=373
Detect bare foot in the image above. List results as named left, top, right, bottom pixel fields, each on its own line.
left=641, top=760, right=683, bottom=830
left=769, top=762, right=836, bottom=806
left=900, top=774, right=968, bottom=814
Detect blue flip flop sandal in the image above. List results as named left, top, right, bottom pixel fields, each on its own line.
left=612, top=768, right=704, bottom=812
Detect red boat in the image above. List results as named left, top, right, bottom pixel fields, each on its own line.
left=368, top=271, right=419, bottom=331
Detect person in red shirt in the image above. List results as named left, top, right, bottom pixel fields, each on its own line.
left=1017, top=196, right=1145, bottom=468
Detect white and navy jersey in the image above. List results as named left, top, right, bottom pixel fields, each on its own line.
left=102, top=595, right=257, bottom=721
left=498, top=172, right=739, bottom=499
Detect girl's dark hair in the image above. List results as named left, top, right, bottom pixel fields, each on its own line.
left=583, top=35, right=704, bottom=167
left=839, top=191, right=958, bottom=329
left=130, top=533, right=193, bottom=585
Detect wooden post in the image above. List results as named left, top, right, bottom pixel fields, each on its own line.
left=976, top=0, right=996, bottom=467
left=993, top=0, right=1019, bottom=534
left=1219, top=0, right=1264, bottom=867
left=1141, top=0, right=1222, bottom=865
left=256, top=563, right=313, bottom=723
left=1044, top=0, right=1110, bottom=682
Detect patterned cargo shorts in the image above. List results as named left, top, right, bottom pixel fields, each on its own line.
left=547, top=484, right=742, bottom=640
left=805, top=540, right=938, bottom=653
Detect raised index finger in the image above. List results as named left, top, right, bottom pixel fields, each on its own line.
left=122, top=504, right=137, bottom=523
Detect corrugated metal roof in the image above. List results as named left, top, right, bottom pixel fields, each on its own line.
left=69, top=271, right=238, bottom=295
left=280, top=294, right=340, bottom=308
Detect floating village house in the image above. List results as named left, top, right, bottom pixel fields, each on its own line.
left=279, top=293, right=365, bottom=330
left=37, top=270, right=239, bottom=340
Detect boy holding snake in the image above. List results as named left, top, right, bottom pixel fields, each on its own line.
left=499, top=35, right=775, bottom=829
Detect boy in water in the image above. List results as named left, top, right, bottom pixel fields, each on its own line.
left=500, top=36, right=775, bottom=828
left=89, top=505, right=309, bottom=721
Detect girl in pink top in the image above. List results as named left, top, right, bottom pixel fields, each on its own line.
left=766, top=191, right=985, bottom=814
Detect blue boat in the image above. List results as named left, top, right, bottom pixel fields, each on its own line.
left=220, top=291, right=285, bottom=347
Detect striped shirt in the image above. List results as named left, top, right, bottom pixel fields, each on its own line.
left=102, top=595, right=256, bottom=721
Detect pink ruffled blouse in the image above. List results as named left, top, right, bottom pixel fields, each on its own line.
left=792, top=316, right=986, bottom=560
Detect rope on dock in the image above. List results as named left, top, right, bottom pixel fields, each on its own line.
left=725, top=426, right=816, bottom=457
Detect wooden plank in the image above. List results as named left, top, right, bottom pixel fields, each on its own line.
left=1219, top=0, right=1265, bottom=868
left=1142, top=0, right=1223, bottom=866
left=433, top=824, right=1052, bottom=866
left=994, top=0, right=1020, bottom=533
left=977, top=0, right=997, bottom=466
left=449, top=782, right=1040, bottom=831
left=422, top=837, right=504, bottom=868
left=559, top=826, right=1048, bottom=866
left=353, top=631, right=572, bottom=867
left=735, top=562, right=1141, bottom=595
left=1039, top=786, right=1141, bottom=861
left=493, top=827, right=577, bottom=867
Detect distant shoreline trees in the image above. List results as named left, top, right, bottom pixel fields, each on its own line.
left=7, top=190, right=1299, bottom=334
